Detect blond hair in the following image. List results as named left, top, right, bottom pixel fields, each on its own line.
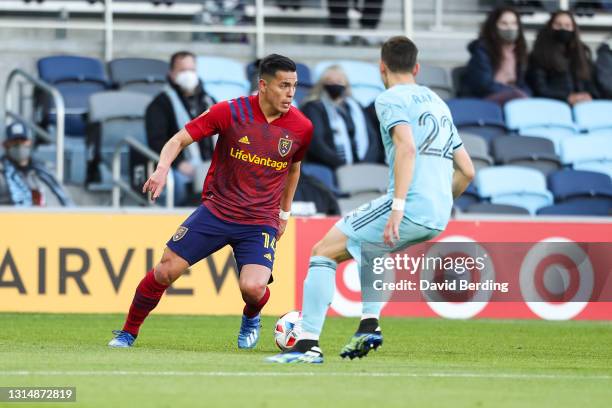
left=302, top=65, right=352, bottom=104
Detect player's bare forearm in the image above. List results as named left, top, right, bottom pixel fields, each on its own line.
left=157, top=128, right=194, bottom=171
left=143, top=128, right=195, bottom=200
left=452, top=171, right=471, bottom=199
left=280, top=162, right=301, bottom=212
left=384, top=125, right=416, bottom=247
left=451, top=147, right=475, bottom=199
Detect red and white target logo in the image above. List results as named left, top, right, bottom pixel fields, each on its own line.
left=423, top=236, right=494, bottom=319
left=520, top=237, right=594, bottom=320
left=330, top=260, right=389, bottom=317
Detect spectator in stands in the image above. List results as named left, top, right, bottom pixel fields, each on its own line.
left=144, top=51, right=216, bottom=206
left=364, top=100, right=385, bottom=157
left=461, top=6, right=530, bottom=104
left=0, top=121, right=72, bottom=207
left=328, top=0, right=384, bottom=45
left=293, top=174, right=341, bottom=216
left=595, top=36, right=612, bottom=98
left=301, top=65, right=382, bottom=170
left=527, top=10, right=599, bottom=105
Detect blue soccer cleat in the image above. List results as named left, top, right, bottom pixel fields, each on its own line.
left=339, top=332, right=383, bottom=359
left=108, top=330, right=136, bottom=348
left=237, top=314, right=261, bottom=349
left=266, top=340, right=324, bottom=364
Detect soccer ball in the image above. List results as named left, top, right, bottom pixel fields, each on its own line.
left=274, top=310, right=301, bottom=351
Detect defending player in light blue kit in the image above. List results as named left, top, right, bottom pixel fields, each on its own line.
left=267, top=36, right=475, bottom=364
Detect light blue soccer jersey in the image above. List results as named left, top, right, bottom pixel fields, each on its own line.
left=375, top=84, right=462, bottom=231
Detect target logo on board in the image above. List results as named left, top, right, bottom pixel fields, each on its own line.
left=423, top=236, right=495, bottom=319
left=519, top=238, right=594, bottom=320
left=330, top=260, right=390, bottom=317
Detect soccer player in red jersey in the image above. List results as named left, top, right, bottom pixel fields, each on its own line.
left=109, top=54, right=313, bottom=349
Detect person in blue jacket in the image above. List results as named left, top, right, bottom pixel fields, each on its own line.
left=461, top=6, right=531, bottom=104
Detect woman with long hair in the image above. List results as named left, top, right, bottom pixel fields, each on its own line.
left=300, top=65, right=382, bottom=170
left=461, top=6, right=530, bottom=104
left=527, top=10, right=599, bottom=105
left=595, top=36, right=612, bottom=99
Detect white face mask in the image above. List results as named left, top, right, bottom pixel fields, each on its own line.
left=8, top=144, right=31, bottom=165
left=174, top=70, right=199, bottom=93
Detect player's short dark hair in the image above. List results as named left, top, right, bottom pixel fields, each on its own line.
left=170, top=51, right=195, bottom=70
left=258, top=54, right=296, bottom=79
left=381, top=36, right=418, bottom=73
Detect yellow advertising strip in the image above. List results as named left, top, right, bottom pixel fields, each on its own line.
left=0, top=211, right=295, bottom=315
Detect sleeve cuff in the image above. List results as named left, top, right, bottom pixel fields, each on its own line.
left=184, top=122, right=200, bottom=141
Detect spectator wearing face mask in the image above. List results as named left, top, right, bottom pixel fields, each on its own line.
left=461, top=6, right=531, bottom=104
left=0, top=121, right=72, bottom=207
left=143, top=51, right=216, bottom=206
left=300, top=65, right=383, bottom=172
left=527, top=10, right=599, bottom=105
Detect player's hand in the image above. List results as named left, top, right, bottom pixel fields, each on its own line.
left=277, top=219, right=288, bottom=241
left=142, top=165, right=169, bottom=201
left=383, top=210, right=403, bottom=247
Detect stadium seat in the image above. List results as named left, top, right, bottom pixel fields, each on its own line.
left=38, top=55, right=107, bottom=85
left=338, top=192, right=383, bottom=215
left=418, top=64, right=453, bottom=100
left=446, top=98, right=505, bottom=128
left=504, top=98, right=578, bottom=152
left=37, top=55, right=109, bottom=137
left=295, top=62, right=313, bottom=87
left=536, top=200, right=611, bottom=216
left=475, top=165, right=553, bottom=214
left=573, top=162, right=612, bottom=179
left=548, top=170, right=612, bottom=204
left=336, top=163, right=388, bottom=195
left=461, top=132, right=493, bottom=171
left=465, top=203, right=530, bottom=215
left=314, top=60, right=384, bottom=106
left=301, top=162, right=338, bottom=194
left=560, top=134, right=612, bottom=177
left=89, top=90, right=151, bottom=148
left=108, top=57, right=168, bottom=96
left=88, top=91, right=152, bottom=187
left=451, top=66, right=467, bottom=97
left=294, top=62, right=313, bottom=106
left=573, top=100, right=612, bottom=136
left=453, top=183, right=480, bottom=210
left=491, top=135, right=561, bottom=175
left=246, top=61, right=257, bottom=82
left=505, top=98, right=575, bottom=130
left=196, top=56, right=250, bottom=102
left=446, top=98, right=506, bottom=144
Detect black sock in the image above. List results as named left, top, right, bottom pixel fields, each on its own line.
left=291, top=339, right=320, bottom=354
left=357, top=318, right=380, bottom=334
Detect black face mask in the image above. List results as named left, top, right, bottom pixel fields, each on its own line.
left=324, top=84, right=346, bottom=99
left=553, top=29, right=574, bottom=44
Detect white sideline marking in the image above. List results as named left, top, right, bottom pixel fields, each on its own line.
left=0, top=371, right=610, bottom=380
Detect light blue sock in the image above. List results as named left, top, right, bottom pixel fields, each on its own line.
left=356, top=253, right=384, bottom=319
left=361, top=301, right=384, bottom=319
left=300, top=256, right=337, bottom=337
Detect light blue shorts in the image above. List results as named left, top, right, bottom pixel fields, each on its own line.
left=336, top=194, right=442, bottom=262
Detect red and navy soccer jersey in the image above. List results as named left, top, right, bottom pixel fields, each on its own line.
left=185, top=94, right=313, bottom=229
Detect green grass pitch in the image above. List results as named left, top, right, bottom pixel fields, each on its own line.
left=0, top=313, right=611, bottom=408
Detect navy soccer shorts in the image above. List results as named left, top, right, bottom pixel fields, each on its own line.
left=166, top=204, right=278, bottom=274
